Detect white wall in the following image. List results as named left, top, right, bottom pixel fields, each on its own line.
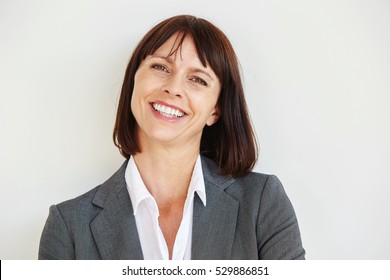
left=1, top=0, right=389, bottom=259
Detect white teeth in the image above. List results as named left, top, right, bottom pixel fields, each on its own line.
left=152, top=103, right=185, bottom=118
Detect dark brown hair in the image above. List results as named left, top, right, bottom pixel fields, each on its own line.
left=113, top=15, right=258, bottom=177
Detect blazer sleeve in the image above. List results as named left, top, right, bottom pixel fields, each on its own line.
left=38, top=205, right=75, bottom=260
left=256, top=175, right=305, bottom=259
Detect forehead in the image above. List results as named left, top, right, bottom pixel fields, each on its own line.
left=152, top=33, right=198, bottom=61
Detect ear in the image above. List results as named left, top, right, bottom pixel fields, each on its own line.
left=206, top=106, right=220, bottom=126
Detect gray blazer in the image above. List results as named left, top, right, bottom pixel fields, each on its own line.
left=39, top=156, right=305, bottom=259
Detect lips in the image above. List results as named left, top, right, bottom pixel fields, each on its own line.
left=151, top=102, right=186, bottom=118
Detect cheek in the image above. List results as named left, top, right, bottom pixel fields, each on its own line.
left=133, top=73, right=158, bottom=100
left=203, top=90, right=220, bottom=113
left=130, top=91, right=136, bottom=113
left=130, top=80, right=144, bottom=119
left=131, top=78, right=147, bottom=109
left=130, top=82, right=138, bottom=110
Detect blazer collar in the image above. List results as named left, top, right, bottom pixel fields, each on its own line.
left=90, top=160, right=144, bottom=259
left=89, top=156, right=238, bottom=260
left=191, top=156, right=239, bottom=259
left=200, top=155, right=236, bottom=190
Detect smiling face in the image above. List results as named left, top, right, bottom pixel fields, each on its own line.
left=131, top=34, right=221, bottom=150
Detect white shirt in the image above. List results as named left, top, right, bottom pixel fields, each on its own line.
left=125, top=155, right=206, bottom=260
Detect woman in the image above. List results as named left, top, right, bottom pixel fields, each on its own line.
left=39, top=15, right=305, bottom=260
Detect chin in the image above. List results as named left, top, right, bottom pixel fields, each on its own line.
left=144, top=129, right=183, bottom=144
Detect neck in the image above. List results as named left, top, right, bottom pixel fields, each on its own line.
left=133, top=142, right=199, bottom=206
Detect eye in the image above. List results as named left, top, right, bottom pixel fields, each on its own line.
left=190, top=76, right=208, bottom=86
left=151, top=63, right=169, bottom=73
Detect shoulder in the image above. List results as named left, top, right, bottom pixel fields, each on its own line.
left=201, top=155, right=294, bottom=216
left=234, top=171, right=282, bottom=189
left=54, top=160, right=129, bottom=221
left=201, top=155, right=283, bottom=196
left=233, top=172, right=287, bottom=202
left=39, top=160, right=131, bottom=259
left=227, top=172, right=288, bottom=213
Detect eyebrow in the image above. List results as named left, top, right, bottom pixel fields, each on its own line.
left=189, top=67, right=215, bottom=81
left=149, top=55, right=215, bottom=81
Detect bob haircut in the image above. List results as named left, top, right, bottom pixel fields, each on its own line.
left=113, top=15, right=258, bottom=178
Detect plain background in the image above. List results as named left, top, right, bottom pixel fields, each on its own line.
left=1, top=0, right=389, bottom=259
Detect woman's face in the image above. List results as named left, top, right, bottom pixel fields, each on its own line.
left=131, top=34, right=221, bottom=149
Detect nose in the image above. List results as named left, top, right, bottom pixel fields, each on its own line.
left=162, top=74, right=184, bottom=98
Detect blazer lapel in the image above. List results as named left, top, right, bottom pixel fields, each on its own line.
left=90, top=161, right=144, bottom=259
left=88, top=157, right=239, bottom=260
left=191, top=157, right=239, bottom=259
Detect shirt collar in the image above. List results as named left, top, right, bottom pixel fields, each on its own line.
left=188, top=155, right=206, bottom=206
left=125, top=155, right=206, bottom=215
left=125, top=157, right=153, bottom=215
